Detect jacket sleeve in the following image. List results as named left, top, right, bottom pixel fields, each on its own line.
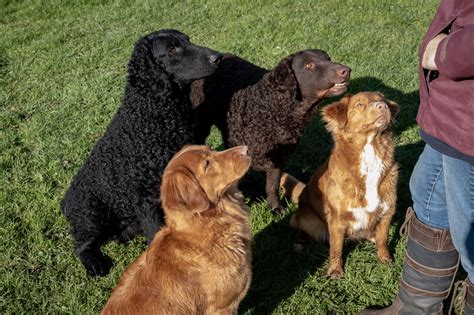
left=435, top=25, right=474, bottom=80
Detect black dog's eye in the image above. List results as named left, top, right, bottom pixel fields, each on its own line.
left=168, top=46, right=177, bottom=53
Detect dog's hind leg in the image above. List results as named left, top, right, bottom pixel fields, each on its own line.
left=62, top=194, right=112, bottom=277
left=265, top=167, right=286, bottom=215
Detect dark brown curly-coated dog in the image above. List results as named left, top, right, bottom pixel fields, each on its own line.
left=60, top=30, right=222, bottom=277
left=192, top=50, right=350, bottom=214
left=191, top=54, right=267, bottom=145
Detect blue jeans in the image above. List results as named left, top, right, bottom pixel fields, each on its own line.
left=409, top=144, right=474, bottom=282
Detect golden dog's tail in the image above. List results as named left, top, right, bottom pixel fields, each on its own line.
left=279, top=173, right=305, bottom=204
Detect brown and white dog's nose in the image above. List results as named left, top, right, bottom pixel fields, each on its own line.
left=372, top=101, right=387, bottom=110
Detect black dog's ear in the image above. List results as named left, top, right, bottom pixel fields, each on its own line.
left=264, top=55, right=298, bottom=94
left=126, top=34, right=172, bottom=92
left=321, top=94, right=352, bottom=131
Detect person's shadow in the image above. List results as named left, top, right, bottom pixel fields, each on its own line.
left=238, top=76, right=425, bottom=314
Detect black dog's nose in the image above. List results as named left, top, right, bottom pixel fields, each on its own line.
left=209, top=53, right=223, bottom=64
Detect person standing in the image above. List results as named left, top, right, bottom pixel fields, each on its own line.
left=362, top=0, right=474, bottom=314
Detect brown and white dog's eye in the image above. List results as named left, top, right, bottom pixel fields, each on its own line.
left=304, top=62, right=316, bottom=70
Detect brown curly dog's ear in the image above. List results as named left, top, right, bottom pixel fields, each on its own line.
left=161, top=167, right=210, bottom=214
left=321, top=94, right=352, bottom=132
left=264, top=55, right=297, bottom=93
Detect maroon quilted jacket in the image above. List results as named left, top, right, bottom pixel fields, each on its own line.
left=417, top=0, right=474, bottom=158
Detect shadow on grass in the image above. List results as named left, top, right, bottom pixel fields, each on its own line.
left=239, top=76, right=425, bottom=313
left=239, top=213, right=327, bottom=314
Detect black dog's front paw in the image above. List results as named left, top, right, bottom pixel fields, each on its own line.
left=87, top=258, right=112, bottom=277
left=79, top=250, right=112, bottom=277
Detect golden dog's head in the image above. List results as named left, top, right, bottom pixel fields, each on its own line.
left=161, top=145, right=251, bottom=221
left=321, top=92, right=399, bottom=134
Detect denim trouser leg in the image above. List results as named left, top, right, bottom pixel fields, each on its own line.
left=409, top=144, right=474, bottom=283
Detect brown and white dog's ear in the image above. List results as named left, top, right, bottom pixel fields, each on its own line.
left=321, top=94, right=352, bottom=130
left=161, top=167, right=210, bottom=214
left=264, top=55, right=298, bottom=93
left=387, top=99, right=400, bottom=118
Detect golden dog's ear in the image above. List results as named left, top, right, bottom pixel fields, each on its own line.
left=321, top=94, right=351, bottom=130
left=161, top=167, right=210, bottom=214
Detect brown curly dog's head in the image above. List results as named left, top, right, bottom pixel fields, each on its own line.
left=265, top=49, right=351, bottom=102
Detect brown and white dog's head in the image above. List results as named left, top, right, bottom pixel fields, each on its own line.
left=321, top=91, right=399, bottom=135
left=161, top=145, right=251, bottom=225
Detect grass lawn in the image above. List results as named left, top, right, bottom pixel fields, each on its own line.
left=2, top=0, right=460, bottom=314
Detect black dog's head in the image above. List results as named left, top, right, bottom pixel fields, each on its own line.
left=128, top=29, right=222, bottom=86
left=266, top=49, right=350, bottom=103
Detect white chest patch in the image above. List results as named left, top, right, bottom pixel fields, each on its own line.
left=349, top=137, right=385, bottom=230
left=350, top=207, right=369, bottom=230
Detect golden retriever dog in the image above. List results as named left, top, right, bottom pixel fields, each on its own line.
left=101, top=145, right=252, bottom=315
left=281, top=92, right=399, bottom=278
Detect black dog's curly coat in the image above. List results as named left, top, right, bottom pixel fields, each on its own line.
left=61, top=29, right=221, bottom=277
left=192, top=50, right=350, bottom=214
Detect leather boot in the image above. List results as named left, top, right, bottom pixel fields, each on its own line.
left=361, top=207, right=459, bottom=314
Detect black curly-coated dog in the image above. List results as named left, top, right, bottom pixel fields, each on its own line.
left=61, top=29, right=222, bottom=277
left=192, top=50, right=350, bottom=214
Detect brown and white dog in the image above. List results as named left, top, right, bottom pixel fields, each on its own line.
left=101, top=145, right=252, bottom=315
left=281, top=92, right=399, bottom=278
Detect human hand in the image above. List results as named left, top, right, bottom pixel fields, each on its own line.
left=422, top=33, right=448, bottom=70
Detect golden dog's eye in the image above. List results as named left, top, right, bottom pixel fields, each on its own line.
left=356, top=102, right=363, bottom=107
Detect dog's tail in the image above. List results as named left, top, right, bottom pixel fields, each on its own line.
left=279, top=172, right=305, bottom=204
left=290, top=209, right=328, bottom=242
